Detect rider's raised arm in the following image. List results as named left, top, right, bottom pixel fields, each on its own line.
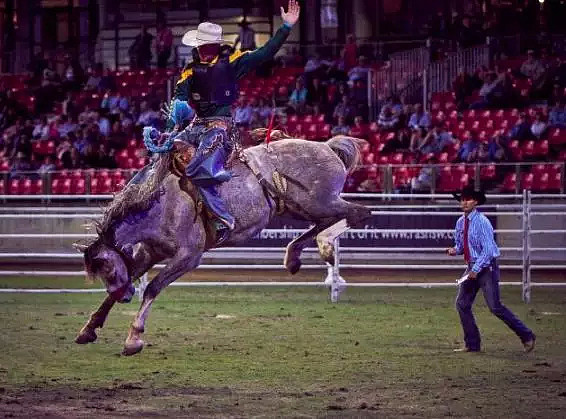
left=231, top=0, right=299, bottom=79
left=230, top=24, right=292, bottom=79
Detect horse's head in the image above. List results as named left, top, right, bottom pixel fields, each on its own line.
left=75, top=240, right=135, bottom=303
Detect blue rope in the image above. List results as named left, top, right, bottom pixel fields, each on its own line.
left=142, top=126, right=175, bottom=153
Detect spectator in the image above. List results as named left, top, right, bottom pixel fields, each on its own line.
left=409, top=127, right=426, bottom=153
left=288, top=78, right=308, bottom=113
left=234, top=20, right=256, bottom=52
left=382, top=128, right=411, bottom=153
left=458, top=15, right=482, bottom=48
left=272, top=86, right=290, bottom=109
left=9, top=152, right=32, bottom=179
left=509, top=112, right=532, bottom=141
left=307, top=77, right=326, bottom=108
left=58, top=115, right=76, bottom=137
left=331, top=115, right=350, bottom=136
left=487, top=131, right=509, bottom=162
left=97, top=112, right=111, bottom=137
left=38, top=155, right=56, bottom=174
left=342, top=34, right=358, bottom=72
left=347, top=56, right=370, bottom=83
left=549, top=102, right=566, bottom=127
left=349, top=115, right=367, bottom=138
left=98, top=68, right=117, bottom=92
left=411, top=156, right=438, bottom=192
left=453, top=68, right=475, bottom=110
left=84, top=63, right=103, bottom=91
left=62, top=147, right=83, bottom=170
left=101, top=91, right=129, bottom=114
left=520, top=50, right=546, bottom=84
left=234, top=99, right=253, bottom=127
left=155, top=20, right=173, bottom=68
left=407, top=104, right=431, bottom=130
left=108, top=121, right=128, bottom=150
left=255, top=97, right=272, bottom=127
left=136, top=100, right=160, bottom=127
left=470, top=72, right=503, bottom=109
left=129, top=25, right=153, bottom=70
left=530, top=112, right=547, bottom=138
left=333, top=95, right=355, bottom=123
left=32, top=117, right=49, bottom=139
left=457, top=130, right=480, bottom=163
left=61, top=54, right=84, bottom=91
left=377, top=105, right=399, bottom=130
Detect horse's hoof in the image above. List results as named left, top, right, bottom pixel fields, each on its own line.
left=75, top=327, right=97, bottom=344
left=320, top=246, right=334, bottom=264
left=122, top=339, right=144, bottom=356
left=286, top=258, right=302, bottom=275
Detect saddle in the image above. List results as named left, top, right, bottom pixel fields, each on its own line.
left=170, top=143, right=220, bottom=250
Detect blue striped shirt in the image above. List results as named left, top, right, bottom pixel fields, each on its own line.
left=454, top=209, right=500, bottom=273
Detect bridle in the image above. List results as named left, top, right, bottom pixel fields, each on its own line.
left=97, top=233, right=136, bottom=301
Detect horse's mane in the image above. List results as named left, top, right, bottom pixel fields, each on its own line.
left=94, top=153, right=172, bottom=236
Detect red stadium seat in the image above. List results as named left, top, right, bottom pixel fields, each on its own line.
left=521, top=173, right=534, bottom=190
left=305, top=123, right=319, bottom=140
left=534, top=140, right=549, bottom=157
left=480, top=164, right=496, bottom=180
left=319, top=124, right=331, bottom=139
left=548, top=172, right=562, bottom=191
left=502, top=173, right=517, bottom=192
left=9, top=179, right=21, bottom=195
left=32, top=179, right=43, bottom=194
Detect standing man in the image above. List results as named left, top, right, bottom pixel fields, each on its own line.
left=447, top=186, right=536, bottom=353
left=234, top=20, right=257, bottom=52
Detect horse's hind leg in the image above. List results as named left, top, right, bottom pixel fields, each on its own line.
left=316, top=200, right=371, bottom=264
left=122, top=251, right=202, bottom=356
left=284, top=220, right=335, bottom=274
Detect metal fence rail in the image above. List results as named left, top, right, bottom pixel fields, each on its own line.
left=0, top=192, right=564, bottom=303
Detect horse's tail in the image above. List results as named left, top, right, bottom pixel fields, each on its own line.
left=326, top=135, right=365, bottom=173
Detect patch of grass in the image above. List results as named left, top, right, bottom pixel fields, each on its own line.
left=1, top=286, right=565, bottom=417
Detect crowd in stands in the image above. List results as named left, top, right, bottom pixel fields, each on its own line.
left=1, top=26, right=565, bottom=195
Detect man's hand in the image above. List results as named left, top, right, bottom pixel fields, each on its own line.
left=446, top=247, right=457, bottom=256
left=468, top=271, right=477, bottom=279
left=281, top=0, right=300, bottom=26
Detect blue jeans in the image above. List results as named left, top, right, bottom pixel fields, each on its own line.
left=455, top=260, right=534, bottom=350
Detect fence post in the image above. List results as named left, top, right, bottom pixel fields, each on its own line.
left=521, top=189, right=532, bottom=303
left=423, top=68, right=429, bottom=112
left=330, top=237, right=343, bottom=303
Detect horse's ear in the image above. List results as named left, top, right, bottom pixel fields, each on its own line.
left=73, top=243, right=89, bottom=253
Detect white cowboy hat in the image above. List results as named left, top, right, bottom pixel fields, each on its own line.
left=182, top=22, right=230, bottom=47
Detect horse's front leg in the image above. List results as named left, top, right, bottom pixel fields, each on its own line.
left=76, top=245, right=155, bottom=345
left=123, top=252, right=201, bottom=356
left=75, top=295, right=115, bottom=344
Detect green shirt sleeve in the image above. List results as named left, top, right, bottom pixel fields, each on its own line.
left=231, top=24, right=292, bottom=79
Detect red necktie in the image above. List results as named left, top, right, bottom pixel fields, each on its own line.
left=464, top=217, right=471, bottom=263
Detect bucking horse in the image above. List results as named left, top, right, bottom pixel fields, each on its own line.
left=74, top=130, right=371, bottom=355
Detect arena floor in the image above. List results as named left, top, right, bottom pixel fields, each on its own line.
left=1, top=275, right=565, bottom=418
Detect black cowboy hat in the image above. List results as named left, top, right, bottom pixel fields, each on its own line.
left=453, top=186, right=486, bottom=205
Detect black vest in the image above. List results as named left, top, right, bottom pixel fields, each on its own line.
left=190, top=52, right=237, bottom=116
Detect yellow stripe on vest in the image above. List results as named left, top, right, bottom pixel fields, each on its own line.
left=177, top=68, right=193, bottom=85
